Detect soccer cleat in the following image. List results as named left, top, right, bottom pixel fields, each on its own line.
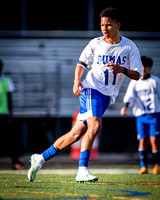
left=28, top=154, right=43, bottom=182
left=138, top=167, right=149, bottom=175
left=152, top=164, right=159, bottom=175
left=76, top=170, right=98, bottom=183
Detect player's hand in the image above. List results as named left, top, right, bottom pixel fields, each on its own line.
left=120, top=107, right=127, bottom=116
left=73, top=80, right=83, bottom=96
left=106, top=62, right=124, bottom=73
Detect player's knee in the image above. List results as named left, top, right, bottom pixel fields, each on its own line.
left=139, top=138, right=148, bottom=149
left=150, top=137, right=157, bottom=147
left=69, top=131, right=82, bottom=142
left=96, top=123, right=102, bottom=134
left=88, top=117, right=102, bottom=131
left=91, top=121, right=102, bottom=136
left=74, top=133, right=82, bottom=142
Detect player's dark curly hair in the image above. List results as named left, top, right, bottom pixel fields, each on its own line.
left=100, top=7, right=121, bottom=22
left=141, top=56, right=153, bottom=68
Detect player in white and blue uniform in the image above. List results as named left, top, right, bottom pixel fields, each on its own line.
left=121, top=56, right=160, bottom=174
left=77, top=35, right=142, bottom=122
left=28, top=7, right=142, bottom=183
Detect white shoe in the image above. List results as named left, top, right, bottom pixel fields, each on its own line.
left=28, top=154, right=44, bottom=182
left=76, top=169, right=98, bottom=183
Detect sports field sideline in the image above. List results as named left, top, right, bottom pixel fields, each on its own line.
left=0, top=153, right=140, bottom=169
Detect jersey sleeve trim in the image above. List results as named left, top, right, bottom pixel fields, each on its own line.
left=78, top=61, right=87, bottom=68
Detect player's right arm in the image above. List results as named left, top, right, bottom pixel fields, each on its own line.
left=73, top=39, right=94, bottom=96
left=73, top=65, right=85, bottom=96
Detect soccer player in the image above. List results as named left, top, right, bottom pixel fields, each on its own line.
left=28, top=7, right=142, bottom=182
left=121, top=56, right=160, bottom=174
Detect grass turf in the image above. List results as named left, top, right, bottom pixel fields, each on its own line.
left=0, top=172, right=160, bottom=199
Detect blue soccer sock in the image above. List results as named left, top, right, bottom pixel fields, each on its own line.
left=79, top=150, right=91, bottom=168
left=42, top=145, right=60, bottom=161
left=139, top=149, right=148, bottom=168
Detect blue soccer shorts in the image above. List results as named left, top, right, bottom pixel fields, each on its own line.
left=137, top=113, right=160, bottom=140
left=77, top=88, right=110, bottom=124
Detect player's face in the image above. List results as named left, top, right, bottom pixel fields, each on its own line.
left=101, top=17, right=120, bottom=40
left=143, top=66, right=151, bottom=77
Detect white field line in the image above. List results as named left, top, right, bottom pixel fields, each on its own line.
left=0, top=168, right=140, bottom=174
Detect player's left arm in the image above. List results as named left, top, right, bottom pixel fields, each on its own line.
left=107, top=62, right=140, bottom=80
left=123, top=68, right=140, bottom=80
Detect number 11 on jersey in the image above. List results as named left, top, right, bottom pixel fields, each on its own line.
left=104, top=70, right=117, bottom=85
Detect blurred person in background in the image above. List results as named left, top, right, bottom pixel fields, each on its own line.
left=0, top=59, right=23, bottom=169
left=121, top=56, right=160, bottom=174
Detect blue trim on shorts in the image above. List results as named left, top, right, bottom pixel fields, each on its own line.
left=137, top=112, right=160, bottom=140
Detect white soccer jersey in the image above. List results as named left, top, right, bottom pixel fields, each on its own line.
left=123, top=75, right=160, bottom=117
left=78, top=36, right=143, bottom=105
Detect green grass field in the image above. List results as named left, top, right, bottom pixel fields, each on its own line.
left=0, top=169, right=160, bottom=199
